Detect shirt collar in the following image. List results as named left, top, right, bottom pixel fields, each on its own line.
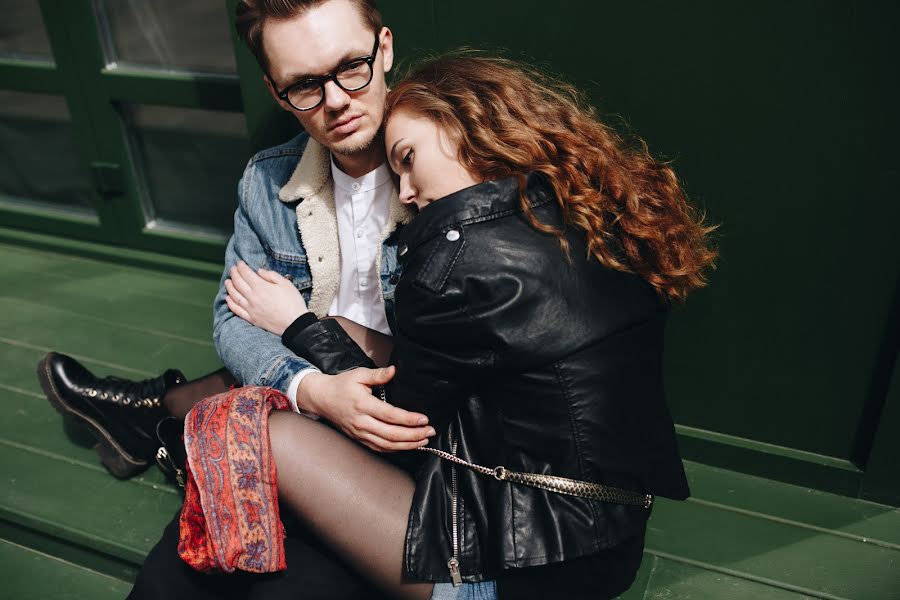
left=330, top=156, right=393, bottom=193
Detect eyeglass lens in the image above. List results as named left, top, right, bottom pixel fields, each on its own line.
left=288, top=59, right=374, bottom=110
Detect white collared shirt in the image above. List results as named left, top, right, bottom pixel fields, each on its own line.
left=327, top=157, right=394, bottom=335
left=287, top=157, right=394, bottom=413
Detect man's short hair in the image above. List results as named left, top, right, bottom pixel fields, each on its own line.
left=235, top=0, right=383, bottom=76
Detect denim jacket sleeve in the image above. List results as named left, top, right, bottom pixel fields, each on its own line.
left=212, top=166, right=314, bottom=394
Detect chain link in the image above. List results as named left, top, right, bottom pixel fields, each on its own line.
left=416, top=447, right=653, bottom=508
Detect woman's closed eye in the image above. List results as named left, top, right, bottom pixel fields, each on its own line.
left=401, top=148, right=414, bottom=166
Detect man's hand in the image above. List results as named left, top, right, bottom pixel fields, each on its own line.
left=298, top=366, right=436, bottom=452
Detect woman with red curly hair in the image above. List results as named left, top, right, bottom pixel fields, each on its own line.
left=228, top=54, right=716, bottom=600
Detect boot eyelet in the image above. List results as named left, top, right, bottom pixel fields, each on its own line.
left=100, top=392, right=108, bottom=400
left=88, top=389, right=97, bottom=397
left=113, top=393, right=122, bottom=402
left=122, top=397, right=131, bottom=405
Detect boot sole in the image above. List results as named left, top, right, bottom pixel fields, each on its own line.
left=37, top=353, right=151, bottom=479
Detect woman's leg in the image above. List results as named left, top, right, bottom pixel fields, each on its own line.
left=163, top=368, right=237, bottom=419
left=267, top=411, right=433, bottom=600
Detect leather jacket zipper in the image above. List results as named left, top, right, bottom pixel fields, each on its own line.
left=447, top=434, right=462, bottom=586
left=380, top=379, right=463, bottom=584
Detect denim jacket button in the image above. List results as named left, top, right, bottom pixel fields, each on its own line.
left=389, top=273, right=400, bottom=285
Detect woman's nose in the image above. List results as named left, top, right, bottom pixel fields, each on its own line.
left=398, top=175, right=416, bottom=205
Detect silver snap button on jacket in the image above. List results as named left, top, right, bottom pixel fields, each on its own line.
left=446, top=229, right=460, bottom=242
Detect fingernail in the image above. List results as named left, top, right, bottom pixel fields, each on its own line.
left=418, top=439, right=429, bottom=447
left=417, top=417, right=428, bottom=426
left=427, top=427, right=436, bottom=436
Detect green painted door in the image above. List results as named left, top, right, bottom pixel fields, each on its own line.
left=1, top=0, right=252, bottom=262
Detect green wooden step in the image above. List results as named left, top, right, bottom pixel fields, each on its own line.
left=2, top=239, right=899, bottom=600
left=0, top=538, right=132, bottom=600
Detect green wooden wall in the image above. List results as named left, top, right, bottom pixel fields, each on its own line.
left=253, top=0, right=900, bottom=504
left=2, top=0, right=898, bottom=505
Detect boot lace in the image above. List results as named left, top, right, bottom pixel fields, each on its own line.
left=87, top=374, right=173, bottom=408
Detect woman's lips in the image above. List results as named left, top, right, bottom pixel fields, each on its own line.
left=330, top=115, right=362, bottom=135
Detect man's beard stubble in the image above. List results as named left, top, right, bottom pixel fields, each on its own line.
left=330, top=126, right=382, bottom=159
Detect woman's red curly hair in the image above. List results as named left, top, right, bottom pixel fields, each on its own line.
left=384, top=54, right=717, bottom=301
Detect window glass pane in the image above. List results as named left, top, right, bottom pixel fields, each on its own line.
left=123, top=104, right=248, bottom=235
left=0, top=0, right=53, bottom=59
left=0, top=91, right=93, bottom=214
left=96, top=0, right=236, bottom=74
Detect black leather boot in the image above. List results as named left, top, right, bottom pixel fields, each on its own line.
left=37, top=352, right=186, bottom=479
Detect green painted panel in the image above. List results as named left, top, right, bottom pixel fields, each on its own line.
left=2, top=0, right=54, bottom=60
left=426, top=0, right=900, bottom=464
left=0, top=59, right=61, bottom=94
left=100, top=69, right=243, bottom=111
left=380, top=0, right=436, bottom=73
left=862, top=353, right=900, bottom=505
left=0, top=539, right=132, bottom=600
left=0, top=90, right=95, bottom=213
left=225, top=0, right=301, bottom=152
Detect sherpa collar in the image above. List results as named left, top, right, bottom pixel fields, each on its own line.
left=278, top=136, right=331, bottom=204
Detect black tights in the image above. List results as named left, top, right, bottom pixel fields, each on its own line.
left=267, top=412, right=433, bottom=600
left=158, top=371, right=432, bottom=598
left=162, top=367, right=236, bottom=419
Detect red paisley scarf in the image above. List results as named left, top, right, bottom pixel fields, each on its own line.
left=177, top=386, right=290, bottom=573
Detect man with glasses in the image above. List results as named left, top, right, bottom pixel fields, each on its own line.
left=38, top=0, right=433, bottom=598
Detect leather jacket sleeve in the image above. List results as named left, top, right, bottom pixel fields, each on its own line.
left=281, top=316, right=377, bottom=374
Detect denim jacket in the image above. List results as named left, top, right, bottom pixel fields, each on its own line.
left=212, top=132, right=414, bottom=392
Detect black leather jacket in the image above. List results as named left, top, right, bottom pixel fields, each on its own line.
left=284, top=173, right=689, bottom=587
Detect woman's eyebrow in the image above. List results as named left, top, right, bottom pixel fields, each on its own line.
left=389, top=138, right=406, bottom=166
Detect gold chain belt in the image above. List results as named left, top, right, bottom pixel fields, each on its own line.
left=416, top=446, right=653, bottom=508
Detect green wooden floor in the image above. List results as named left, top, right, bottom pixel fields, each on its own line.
left=1, top=227, right=899, bottom=599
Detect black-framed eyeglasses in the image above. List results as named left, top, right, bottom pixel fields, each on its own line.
left=274, top=34, right=380, bottom=112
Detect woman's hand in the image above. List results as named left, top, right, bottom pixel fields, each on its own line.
left=225, top=261, right=308, bottom=337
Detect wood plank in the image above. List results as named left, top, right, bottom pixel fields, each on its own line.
left=645, top=497, right=900, bottom=600
left=0, top=297, right=221, bottom=378
left=0, top=242, right=218, bottom=307
left=684, top=461, right=900, bottom=548
left=0, top=539, right=132, bottom=600
left=641, top=556, right=815, bottom=600
left=0, top=355, right=175, bottom=490
left=0, top=444, right=181, bottom=564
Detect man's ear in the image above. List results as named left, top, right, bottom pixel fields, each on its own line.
left=380, top=27, right=394, bottom=73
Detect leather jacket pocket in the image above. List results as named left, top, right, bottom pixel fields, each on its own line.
left=412, top=227, right=466, bottom=294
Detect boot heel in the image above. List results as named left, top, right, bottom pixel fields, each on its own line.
left=94, top=438, right=147, bottom=479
